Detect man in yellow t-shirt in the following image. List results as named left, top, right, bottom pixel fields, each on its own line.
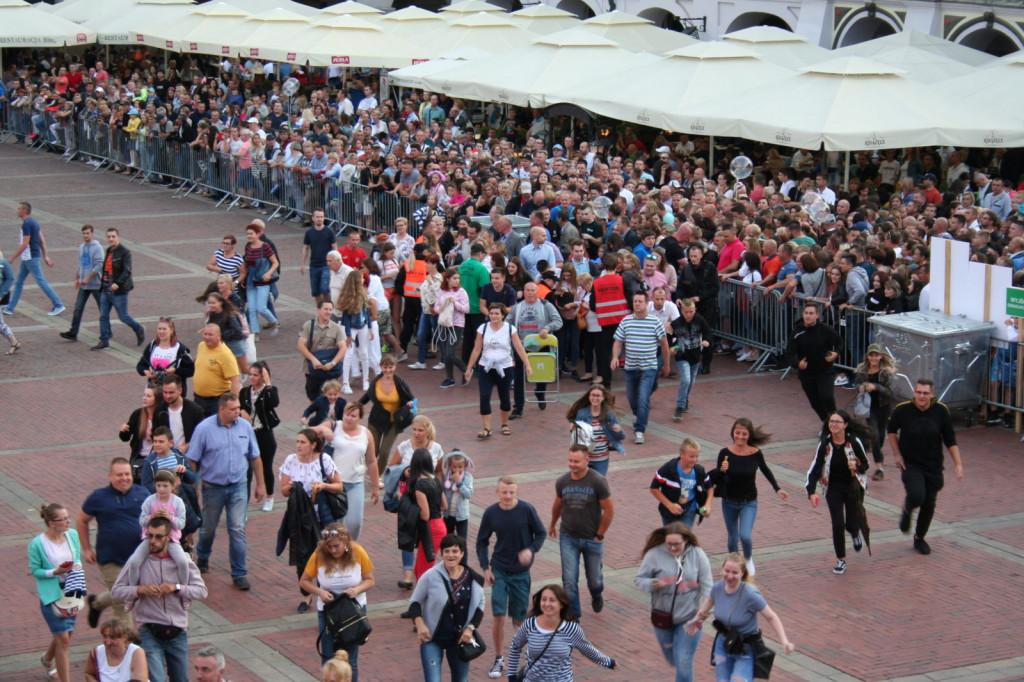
left=193, top=323, right=240, bottom=416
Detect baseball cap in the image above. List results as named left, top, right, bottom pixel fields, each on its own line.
left=470, top=243, right=487, bottom=255
left=655, top=145, right=670, bottom=154
left=247, top=117, right=259, bottom=124
left=922, top=173, right=937, bottom=183
left=552, top=144, right=564, bottom=150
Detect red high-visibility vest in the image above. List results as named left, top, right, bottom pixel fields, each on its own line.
left=593, top=273, right=627, bottom=326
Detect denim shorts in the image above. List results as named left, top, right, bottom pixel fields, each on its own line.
left=225, top=339, right=247, bottom=356
left=491, top=568, right=531, bottom=620
left=40, top=600, right=77, bottom=635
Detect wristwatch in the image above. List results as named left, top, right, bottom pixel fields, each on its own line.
left=174, top=584, right=181, bottom=594
left=465, top=624, right=476, bottom=632
left=594, top=534, right=604, bottom=541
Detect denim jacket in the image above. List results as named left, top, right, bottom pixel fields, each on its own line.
left=574, top=407, right=626, bottom=454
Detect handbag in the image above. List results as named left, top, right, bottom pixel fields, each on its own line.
left=146, top=624, right=184, bottom=641
left=751, top=633, right=777, bottom=679
left=318, top=454, right=348, bottom=522
left=306, top=318, right=343, bottom=383
left=650, top=557, right=683, bottom=629
left=441, top=577, right=487, bottom=662
left=570, top=420, right=595, bottom=453
left=512, top=623, right=558, bottom=682
left=853, top=390, right=871, bottom=419
left=317, top=593, right=371, bottom=656
left=576, top=301, right=589, bottom=329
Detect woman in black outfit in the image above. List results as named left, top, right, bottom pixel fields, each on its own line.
left=119, top=384, right=162, bottom=483
left=853, top=344, right=896, bottom=481
left=240, top=360, right=280, bottom=512
left=805, top=410, right=871, bottom=575
left=709, top=418, right=788, bottom=577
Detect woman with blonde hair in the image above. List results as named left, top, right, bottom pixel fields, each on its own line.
left=322, top=650, right=352, bottom=682
left=336, top=271, right=375, bottom=395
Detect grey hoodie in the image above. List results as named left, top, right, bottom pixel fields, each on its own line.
left=441, top=450, right=475, bottom=522
left=634, top=543, right=713, bottom=626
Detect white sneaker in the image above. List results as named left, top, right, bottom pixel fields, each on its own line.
left=834, top=375, right=850, bottom=387
left=407, top=362, right=426, bottom=370
left=342, top=383, right=353, bottom=395
left=745, top=558, right=756, bottom=576
left=432, top=362, right=445, bottom=370
left=362, top=380, right=370, bottom=391
left=634, top=432, right=645, bottom=444
left=737, top=350, right=752, bottom=362
left=488, top=656, right=504, bottom=678
left=262, top=498, right=274, bottom=512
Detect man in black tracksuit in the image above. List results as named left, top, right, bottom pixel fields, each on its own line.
left=674, top=244, right=719, bottom=374
left=786, top=301, right=842, bottom=422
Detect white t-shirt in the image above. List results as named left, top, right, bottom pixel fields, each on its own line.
left=148, top=343, right=180, bottom=373
left=477, top=322, right=516, bottom=370
left=41, top=534, right=74, bottom=584
left=396, top=440, right=444, bottom=470
left=648, top=301, right=680, bottom=326
left=166, top=404, right=185, bottom=447
left=331, top=426, right=369, bottom=484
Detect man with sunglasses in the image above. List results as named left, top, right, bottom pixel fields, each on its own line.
left=111, top=516, right=207, bottom=682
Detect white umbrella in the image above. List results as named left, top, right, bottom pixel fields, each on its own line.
left=549, top=41, right=793, bottom=136
left=0, top=0, right=97, bottom=47
left=318, top=0, right=383, bottom=15
left=438, top=0, right=504, bottom=18
left=838, top=29, right=994, bottom=67
left=687, top=56, right=1024, bottom=150
left=580, top=11, right=695, bottom=55
left=417, top=12, right=538, bottom=57
left=377, top=6, right=446, bottom=40
left=302, top=14, right=429, bottom=69
left=48, top=0, right=154, bottom=24
left=135, top=2, right=249, bottom=52
left=419, top=28, right=658, bottom=107
left=83, top=0, right=195, bottom=46
left=176, top=7, right=308, bottom=59
left=509, top=5, right=581, bottom=34
left=834, top=34, right=979, bottom=83
left=940, top=54, right=1024, bottom=131
left=389, top=46, right=491, bottom=89
left=220, top=0, right=318, bottom=16
left=722, top=25, right=831, bottom=70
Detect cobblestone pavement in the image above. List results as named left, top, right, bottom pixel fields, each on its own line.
left=2, top=144, right=1022, bottom=682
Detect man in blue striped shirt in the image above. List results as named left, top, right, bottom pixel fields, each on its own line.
left=611, top=292, right=669, bottom=444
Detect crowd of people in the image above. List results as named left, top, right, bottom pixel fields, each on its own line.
left=7, top=46, right=988, bottom=682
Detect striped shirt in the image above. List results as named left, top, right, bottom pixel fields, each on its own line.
left=213, top=249, right=244, bottom=278
left=507, top=617, right=613, bottom=681
left=613, top=313, right=666, bottom=370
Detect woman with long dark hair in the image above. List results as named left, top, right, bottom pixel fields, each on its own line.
left=854, top=344, right=896, bottom=481
left=564, top=384, right=625, bottom=476
left=805, top=410, right=871, bottom=575
left=204, top=291, right=249, bottom=375
left=118, top=385, right=162, bottom=483
left=407, top=447, right=447, bottom=580
left=239, top=360, right=279, bottom=512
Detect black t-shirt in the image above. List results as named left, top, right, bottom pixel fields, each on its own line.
left=415, top=476, right=443, bottom=519
left=480, top=283, right=516, bottom=309
left=887, top=401, right=956, bottom=471
left=303, top=226, right=336, bottom=268
left=554, top=469, right=610, bottom=539
left=713, top=449, right=780, bottom=502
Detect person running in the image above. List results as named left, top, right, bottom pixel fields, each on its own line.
left=708, top=419, right=788, bottom=576
left=650, top=438, right=712, bottom=528
left=610, top=291, right=670, bottom=444
left=805, top=410, right=871, bottom=575
left=565, top=384, right=625, bottom=476
left=887, top=378, right=964, bottom=555
left=853, top=344, right=896, bottom=481
left=785, top=301, right=842, bottom=423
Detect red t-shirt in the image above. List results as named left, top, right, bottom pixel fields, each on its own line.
left=339, top=245, right=367, bottom=270
left=717, top=239, right=744, bottom=272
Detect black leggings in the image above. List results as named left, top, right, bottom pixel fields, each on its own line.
left=246, top=428, right=277, bottom=496
left=902, top=466, right=943, bottom=539
left=866, top=407, right=890, bottom=465
left=826, top=487, right=861, bottom=559
left=399, top=296, right=421, bottom=351
left=478, top=367, right=512, bottom=415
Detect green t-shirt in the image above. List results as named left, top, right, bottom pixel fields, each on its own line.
left=458, top=258, right=490, bottom=306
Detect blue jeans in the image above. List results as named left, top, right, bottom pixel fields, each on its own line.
left=654, top=621, right=702, bottom=682
left=588, top=458, right=609, bottom=476
left=99, top=291, right=143, bottom=343
left=401, top=550, right=415, bottom=572
left=197, top=480, right=249, bottom=578
left=139, top=624, right=189, bottom=682
left=417, top=312, right=438, bottom=363
left=309, top=265, right=330, bottom=297
left=318, top=610, right=360, bottom=680
left=713, top=630, right=754, bottom=682
left=660, top=505, right=697, bottom=530
left=246, top=284, right=277, bottom=334
left=624, top=367, right=657, bottom=433
left=675, top=359, right=700, bottom=410
left=721, top=499, right=758, bottom=558
left=69, top=287, right=101, bottom=335
left=342, top=481, right=364, bottom=541
left=6, top=256, right=63, bottom=311
left=559, top=534, right=603, bottom=617
left=420, top=640, right=469, bottom=682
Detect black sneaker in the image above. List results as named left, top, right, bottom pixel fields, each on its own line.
left=537, top=402, right=546, bottom=411
left=833, top=559, right=847, bottom=575
left=59, top=331, right=77, bottom=341
left=872, top=468, right=884, bottom=481
left=488, top=656, right=504, bottom=679
left=673, top=407, right=684, bottom=422
left=135, top=329, right=146, bottom=346
left=592, top=594, right=604, bottom=613
left=913, top=537, right=931, bottom=555
left=985, top=413, right=1004, bottom=426
left=90, top=342, right=110, bottom=351
left=509, top=410, right=523, bottom=421
left=899, top=508, right=911, bottom=534
left=197, top=558, right=209, bottom=574
left=232, top=577, right=251, bottom=591
left=86, top=594, right=101, bottom=628
left=852, top=532, right=863, bottom=553
left=440, top=379, right=456, bottom=388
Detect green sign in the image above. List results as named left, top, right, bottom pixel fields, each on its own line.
left=1007, top=287, right=1024, bottom=317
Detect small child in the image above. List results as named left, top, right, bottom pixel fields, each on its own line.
left=126, top=469, right=192, bottom=609
left=301, top=379, right=347, bottom=428
left=441, top=451, right=474, bottom=539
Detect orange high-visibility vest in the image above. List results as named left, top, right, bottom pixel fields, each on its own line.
left=593, top=274, right=627, bottom=326
left=403, top=259, right=427, bottom=298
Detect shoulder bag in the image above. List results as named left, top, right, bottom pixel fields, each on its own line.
left=512, top=621, right=559, bottom=682
left=318, top=454, right=349, bottom=522
left=650, top=557, right=683, bottom=629
left=317, top=593, right=371, bottom=656
left=441, top=575, right=487, bottom=662
left=306, top=318, right=343, bottom=383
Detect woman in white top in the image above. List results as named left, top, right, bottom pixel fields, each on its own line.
left=313, top=403, right=381, bottom=543
left=464, top=303, right=532, bottom=440
left=300, top=523, right=375, bottom=679
left=85, top=618, right=147, bottom=682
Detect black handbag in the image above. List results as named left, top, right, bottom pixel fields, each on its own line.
left=317, top=593, right=371, bottom=655
left=442, top=576, right=487, bottom=662
left=512, top=624, right=558, bottom=682
left=146, top=624, right=184, bottom=641
left=306, top=318, right=343, bottom=383
left=752, top=633, right=776, bottom=679
left=318, top=454, right=348, bottom=522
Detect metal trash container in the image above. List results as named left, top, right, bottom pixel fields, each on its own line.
left=470, top=215, right=532, bottom=240
left=868, top=312, right=994, bottom=423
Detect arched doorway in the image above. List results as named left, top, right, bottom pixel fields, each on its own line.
left=638, top=7, right=676, bottom=30
left=957, top=26, right=1021, bottom=56
left=837, top=16, right=898, bottom=47
left=726, top=12, right=792, bottom=33
left=555, top=0, right=596, bottom=20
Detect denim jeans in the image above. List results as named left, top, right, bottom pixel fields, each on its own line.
left=197, top=480, right=249, bottom=578
left=6, top=256, right=63, bottom=311
left=624, top=367, right=658, bottom=433
left=588, top=458, right=609, bottom=477
left=318, top=610, right=360, bottom=680
left=417, top=312, right=438, bottom=363
left=246, top=284, right=277, bottom=334
left=69, top=287, right=101, bottom=335
left=99, top=291, right=143, bottom=343
left=721, top=499, right=758, bottom=558
left=309, top=265, right=330, bottom=298
left=420, top=640, right=469, bottom=682
left=660, top=505, right=698, bottom=530
left=139, top=625, right=189, bottom=682
left=713, top=630, right=754, bottom=682
left=558, top=534, right=603, bottom=617
left=342, top=481, right=364, bottom=541
left=654, top=621, right=702, bottom=682
left=401, top=550, right=415, bottom=572
left=675, top=359, right=700, bottom=410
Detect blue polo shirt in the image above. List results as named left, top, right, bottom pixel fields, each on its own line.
left=186, top=414, right=259, bottom=486
left=81, top=484, right=149, bottom=566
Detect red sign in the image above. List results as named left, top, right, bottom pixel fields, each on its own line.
left=250, top=48, right=259, bottom=57
left=189, top=42, right=197, bottom=51
left=221, top=46, right=230, bottom=55
left=412, top=59, right=429, bottom=65
left=165, top=41, right=173, bottom=49
left=136, top=34, right=143, bottom=42
left=286, top=52, right=296, bottom=61
left=76, top=33, right=87, bottom=44
left=332, top=56, right=350, bottom=65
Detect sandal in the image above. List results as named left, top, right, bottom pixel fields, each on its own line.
left=7, top=342, right=21, bottom=355
left=501, top=424, right=511, bottom=436
left=476, top=428, right=492, bottom=440
left=41, top=655, right=56, bottom=679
